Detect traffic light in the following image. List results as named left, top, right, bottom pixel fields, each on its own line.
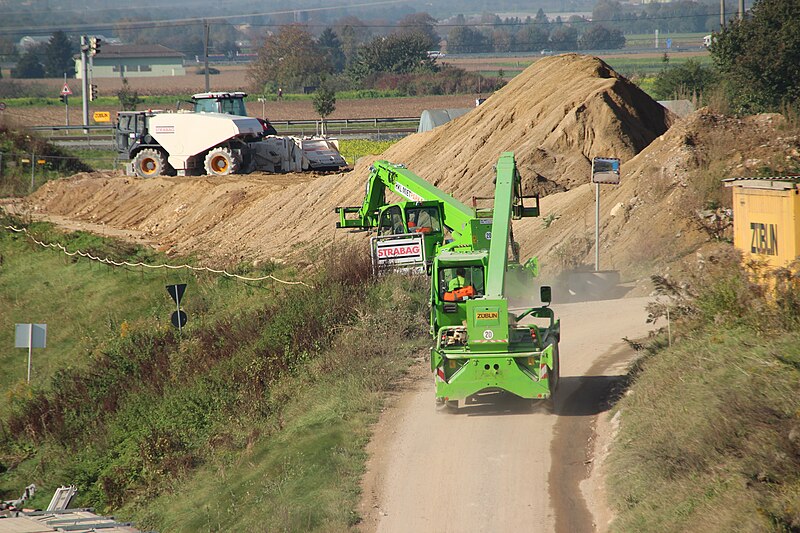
left=59, top=94, right=66, bottom=104
left=89, top=84, right=98, bottom=101
left=89, top=36, right=101, bottom=56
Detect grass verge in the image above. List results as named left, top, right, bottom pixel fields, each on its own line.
left=607, top=245, right=800, bottom=532
left=0, top=217, right=430, bottom=531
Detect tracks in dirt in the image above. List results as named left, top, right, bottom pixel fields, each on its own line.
left=359, top=297, right=653, bottom=533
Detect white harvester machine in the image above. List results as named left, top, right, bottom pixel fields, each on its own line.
left=115, top=92, right=346, bottom=178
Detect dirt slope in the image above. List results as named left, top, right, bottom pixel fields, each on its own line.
left=17, top=54, right=678, bottom=270
left=14, top=56, right=800, bottom=280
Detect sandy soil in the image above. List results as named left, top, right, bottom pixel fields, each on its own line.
left=6, top=53, right=798, bottom=532
left=358, top=297, right=653, bottom=533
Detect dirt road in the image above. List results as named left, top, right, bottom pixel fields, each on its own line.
left=359, top=296, right=653, bottom=533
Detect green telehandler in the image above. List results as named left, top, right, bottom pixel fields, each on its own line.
left=335, top=152, right=559, bottom=407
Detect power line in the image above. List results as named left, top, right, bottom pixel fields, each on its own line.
left=0, top=0, right=416, bottom=36
left=0, top=8, right=729, bottom=37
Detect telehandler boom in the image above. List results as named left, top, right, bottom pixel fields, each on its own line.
left=336, top=153, right=559, bottom=407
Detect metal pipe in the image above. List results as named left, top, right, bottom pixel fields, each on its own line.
left=595, top=182, right=600, bottom=272
left=81, top=36, right=89, bottom=130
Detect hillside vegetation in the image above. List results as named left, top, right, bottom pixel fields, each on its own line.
left=0, top=118, right=90, bottom=196
left=607, top=246, right=800, bottom=532
left=0, top=217, right=429, bottom=531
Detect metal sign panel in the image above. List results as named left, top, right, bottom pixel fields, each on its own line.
left=371, top=233, right=426, bottom=273
left=15, top=323, right=47, bottom=348
left=171, top=310, right=188, bottom=329
left=591, top=157, right=621, bottom=184
left=166, top=284, right=187, bottom=305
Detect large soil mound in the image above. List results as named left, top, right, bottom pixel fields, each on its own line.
left=19, top=55, right=797, bottom=281
left=379, top=53, right=672, bottom=197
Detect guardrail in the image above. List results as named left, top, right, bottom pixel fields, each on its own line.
left=29, top=125, right=116, bottom=148
left=29, top=116, right=421, bottom=144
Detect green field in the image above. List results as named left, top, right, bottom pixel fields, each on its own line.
left=0, top=218, right=429, bottom=531
left=607, top=250, right=800, bottom=532
left=605, top=54, right=713, bottom=78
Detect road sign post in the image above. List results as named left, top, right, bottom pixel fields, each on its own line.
left=591, top=157, right=621, bottom=272
left=166, top=284, right=188, bottom=334
left=61, top=75, right=72, bottom=126
left=15, top=323, right=47, bottom=383
left=80, top=35, right=89, bottom=132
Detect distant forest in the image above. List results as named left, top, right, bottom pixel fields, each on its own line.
left=0, top=0, right=597, bottom=38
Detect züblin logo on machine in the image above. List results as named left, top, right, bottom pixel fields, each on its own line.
left=750, top=222, right=778, bottom=255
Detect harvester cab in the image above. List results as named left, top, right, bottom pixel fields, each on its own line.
left=191, top=92, right=277, bottom=135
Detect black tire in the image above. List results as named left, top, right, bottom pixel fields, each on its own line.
left=133, top=148, right=167, bottom=178
left=204, top=147, right=240, bottom=176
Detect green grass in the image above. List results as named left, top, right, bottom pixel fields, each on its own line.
left=64, top=148, right=119, bottom=170
left=606, top=248, right=800, bottom=532
left=0, top=89, right=416, bottom=109
left=605, top=54, right=713, bottom=78
left=338, top=139, right=398, bottom=165
left=0, top=220, right=429, bottom=531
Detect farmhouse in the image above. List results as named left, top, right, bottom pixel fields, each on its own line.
left=75, top=44, right=185, bottom=79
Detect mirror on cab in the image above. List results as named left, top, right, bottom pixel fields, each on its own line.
left=540, top=285, right=552, bottom=305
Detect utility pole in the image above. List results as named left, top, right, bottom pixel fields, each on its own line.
left=204, top=20, right=211, bottom=92
left=63, top=74, right=69, bottom=126
left=720, top=0, right=726, bottom=27
left=80, top=35, right=89, bottom=130
left=739, top=0, right=744, bottom=20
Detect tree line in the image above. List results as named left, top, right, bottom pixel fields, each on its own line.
left=652, top=0, right=800, bottom=115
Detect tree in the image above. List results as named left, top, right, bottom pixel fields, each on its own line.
left=13, top=47, right=45, bottom=78
left=592, top=1, right=623, bottom=25
left=43, top=31, right=75, bottom=77
left=652, top=59, right=717, bottom=100
left=515, top=24, right=550, bottom=52
left=712, top=0, right=800, bottom=112
left=117, top=78, right=141, bottom=111
left=549, top=25, right=579, bottom=51
left=348, top=32, right=436, bottom=83
left=312, top=80, right=336, bottom=134
left=578, top=25, right=626, bottom=50
left=396, top=12, right=439, bottom=50
left=334, top=16, right=372, bottom=68
left=249, top=25, right=332, bottom=93
left=447, top=26, right=489, bottom=53
left=318, top=28, right=346, bottom=73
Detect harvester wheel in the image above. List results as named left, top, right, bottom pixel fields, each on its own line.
left=133, top=148, right=167, bottom=178
left=204, top=147, right=240, bottom=176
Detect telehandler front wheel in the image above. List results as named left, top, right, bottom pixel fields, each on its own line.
left=204, top=147, right=240, bottom=176
left=133, top=148, right=168, bottom=178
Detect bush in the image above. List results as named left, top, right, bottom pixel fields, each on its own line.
left=369, top=66, right=505, bottom=96
left=652, top=59, right=717, bottom=101
left=609, top=245, right=800, bottom=532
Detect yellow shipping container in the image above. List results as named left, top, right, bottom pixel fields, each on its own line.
left=724, top=177, right=800, bottom=268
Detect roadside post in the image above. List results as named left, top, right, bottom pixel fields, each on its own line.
left=15, top=323, right=47, bottom=383
left=61, top=75, right=72, bottom=126
left=591, top=157, right=621, bottom=272
left=166, top=284, right=188, bottom=334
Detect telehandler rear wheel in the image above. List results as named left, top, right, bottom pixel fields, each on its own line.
left=204, top=147, right=240, bottom=176
left=133, top=148, right=168, bottom=178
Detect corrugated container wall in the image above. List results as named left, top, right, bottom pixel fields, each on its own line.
left=725, top=178, right=800, bottom=268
